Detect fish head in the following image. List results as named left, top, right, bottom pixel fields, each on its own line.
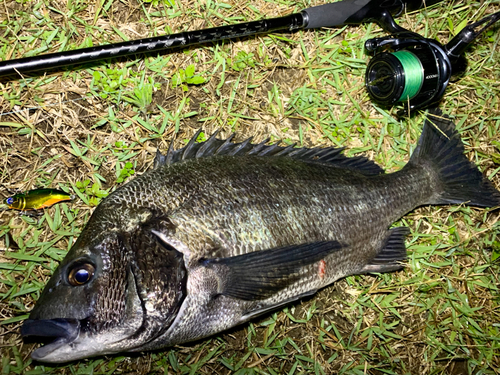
left=22, top=213, right=187, bottom=363
left=5, top=195, right=21, bottom=209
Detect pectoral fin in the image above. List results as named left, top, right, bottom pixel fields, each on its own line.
left=201, top=241, right=343, bottom=301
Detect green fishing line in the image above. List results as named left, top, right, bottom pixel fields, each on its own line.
left=392, top=50, right=424, bottom=101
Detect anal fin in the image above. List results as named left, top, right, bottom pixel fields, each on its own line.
left=361, top=227, right=410, bottom=273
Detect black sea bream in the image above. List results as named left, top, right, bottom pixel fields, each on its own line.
left=21, top=110, right=500, bottom=362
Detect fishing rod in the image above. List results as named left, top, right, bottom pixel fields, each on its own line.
left=365, top=8, right=500, bottom=114
left=0, top=0, right=441, bottom=78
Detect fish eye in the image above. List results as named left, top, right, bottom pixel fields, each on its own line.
left=68, top=263, right=95, bottom=286
left=6, top=197, right=14, bottom=205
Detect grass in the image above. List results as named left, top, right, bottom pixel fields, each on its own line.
left=1, top=0, right=499, bottom=374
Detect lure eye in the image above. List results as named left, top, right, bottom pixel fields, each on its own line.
left=68, top=263, right=95, bottom=286
left=6, top=197, right=14, bottom=205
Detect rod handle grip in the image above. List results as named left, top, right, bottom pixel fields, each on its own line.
left=303, top=0, right=444, bottom=29
left=303, top=0, right=371, bottom=29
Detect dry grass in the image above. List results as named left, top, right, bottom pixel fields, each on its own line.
left=0, top=0, right=499, bottom=374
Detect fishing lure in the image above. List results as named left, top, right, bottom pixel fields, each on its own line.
left=5, top=189, right=73, bottom=211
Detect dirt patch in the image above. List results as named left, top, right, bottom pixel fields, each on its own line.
left=109, top=0, right=144, bottom=24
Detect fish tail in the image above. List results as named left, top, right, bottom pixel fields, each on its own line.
left=408, top=108, right=500, bottom=207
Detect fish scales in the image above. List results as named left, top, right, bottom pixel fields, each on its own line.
left=98, top=156, right=423, bottom=259
left=20, top=110, right=500, bottom=362
left=129, top=158, right=428, bottom=348
left=111, top=159, right=430, bottom=349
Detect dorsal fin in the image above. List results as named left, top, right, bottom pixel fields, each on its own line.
left=182, top=129, right=202, bottom=161
left=196, top=130, right=220, bottom=158
left=154, top=130, right=384, bottom=176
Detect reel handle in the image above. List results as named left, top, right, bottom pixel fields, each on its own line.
left=445, top=10, right=500, bottom=59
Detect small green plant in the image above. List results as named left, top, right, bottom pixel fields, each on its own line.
left=122, top=75, right=159, bottom=113
left=75, top=179, right=109, bottom=206
left=91, top=68, right=131, bottom=100
left=171, top=64, right=206, bottom=92
left=492, top=140, right=500, bottom=164
left=492, top=241, right=500, bottom=262
left=115, top=141, right=125, bottom=148
left=92, top=107, right=133, bottom=133
left=116, top=162, right=135, bottom=183
left=339, top=40, right=352, bottom=55
left=485, top=29, right=495, bottom=42
left=227, top=51, right=256, bottom=71
left=182, top=131, right=206, bottom=145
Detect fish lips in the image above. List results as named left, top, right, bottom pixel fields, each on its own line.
left=21, top=318, right=80, bottom=361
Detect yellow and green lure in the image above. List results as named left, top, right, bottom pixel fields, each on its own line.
left=5, top=189, right=73, bottom=211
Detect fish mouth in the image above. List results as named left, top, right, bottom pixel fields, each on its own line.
left=21, top=318, right=80, bottom=361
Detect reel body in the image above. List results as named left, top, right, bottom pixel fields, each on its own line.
left=365, top=35, right=452, bottom=113
left=364, top=9, right=500, bottom=115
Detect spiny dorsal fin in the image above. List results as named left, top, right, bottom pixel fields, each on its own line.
left=154, top=130, right=385, bottom=176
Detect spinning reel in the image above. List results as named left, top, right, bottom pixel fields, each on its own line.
left=0, top=0, right=498, bottom=118
left=365, top=9, right=500, bottom=115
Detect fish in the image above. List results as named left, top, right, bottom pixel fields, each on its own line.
left=20, top=109, right=500, bottom=363
left=5, top=189, right=73, bottom=211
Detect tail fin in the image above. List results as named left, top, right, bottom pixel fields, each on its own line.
left=408, top=108, right=500, bottom=207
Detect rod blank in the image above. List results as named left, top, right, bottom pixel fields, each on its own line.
left=0, top=14, right=305, bottom=78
